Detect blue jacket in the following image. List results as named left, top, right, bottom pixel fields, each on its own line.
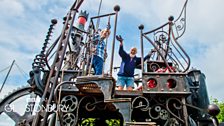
left=118, top=45, right=149, bottom=77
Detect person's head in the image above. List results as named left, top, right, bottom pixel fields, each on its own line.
left=130, top=47, right=137, bottom=57
left=100, top=29, right=111, bottom=39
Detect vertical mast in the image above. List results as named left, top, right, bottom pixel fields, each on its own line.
left=0, top=60, right=15, bottom=93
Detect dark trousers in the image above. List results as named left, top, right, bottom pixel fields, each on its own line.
left=92, top=55, right=103, bottom=75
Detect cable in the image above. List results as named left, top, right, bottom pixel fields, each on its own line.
left=15, top=63, right=29, bottom=79
left=0, top=60, right=15, bottom=93
left=0, top=66, right=10, bottom=73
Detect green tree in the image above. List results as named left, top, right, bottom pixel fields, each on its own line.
left=211, top=98, right=224, bottom=123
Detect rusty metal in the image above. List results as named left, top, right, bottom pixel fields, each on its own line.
left=144, top=22, right=169, bottom=35
left=171, top=29, right=191, bottom=72
left=91, top=13, right=116, bottom=20
left=76, top=75, right=115, bottom=100
left=87, top=11, right=118, bottom=76
left=142, top=19, right=191, bottom=73
left=32, top=19, right=57, bottom=71
left=32, top=1, right=84, bottom=125
left=139, top=24, right=145, bottom=73
left=109, top=5, right=120, bottom=76
left=174, top=0, right=188, bottom=39
left=142, top=34, right=173, bottom=72
left=0, top=0, right=222, bottom=126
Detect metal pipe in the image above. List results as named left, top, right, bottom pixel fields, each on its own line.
left=164, top=21, right=172, bottom=59
left=144, top=22, right=169, bottom=35
left=91, top=13, right=116, bottom=20
left=90, top=12, right=116, bottom=32
left=139, top=25, right=144, bottom=73
left=102, top=15, right=111, bottom=76
left=109, top=5, right=120, bottom=76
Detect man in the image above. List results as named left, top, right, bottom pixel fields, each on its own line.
left=116, top=35, right=154, bottom=90
left=91, top=28, right=110, bottom=75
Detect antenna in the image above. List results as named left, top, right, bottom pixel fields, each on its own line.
left=96, top=0, right=103, bottom=31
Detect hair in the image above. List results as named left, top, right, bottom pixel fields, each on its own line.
left=130, top=47, right=137, bottom=53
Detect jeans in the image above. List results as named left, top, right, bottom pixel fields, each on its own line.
left=92, top=55, right=103, bottom=75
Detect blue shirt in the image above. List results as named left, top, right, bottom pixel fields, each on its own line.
left=118, top=45, right=150, bottom=77
left=93, top=34, right=105, bottom=60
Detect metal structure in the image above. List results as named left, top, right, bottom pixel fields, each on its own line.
left=0, top=0, right=222, bottom=126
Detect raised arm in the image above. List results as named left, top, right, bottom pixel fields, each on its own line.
left=116, top=35, right=128, bottom=58
left=136, top=49, right=156, bottom=65
left=144, top=49, right=156, bottom=61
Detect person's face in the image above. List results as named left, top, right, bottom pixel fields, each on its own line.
left=100, top=30, right=110, bottom=39
left=130, top=48, right=137, bottom=55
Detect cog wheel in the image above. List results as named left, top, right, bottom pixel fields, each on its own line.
left=62, top=113, right=76, bottom=126
left=61, top=95, right=78, bottom=112
left=0, top=85, right=42, bottom=126
left=159, top=109, right=169, bottom=120
left=168, top=118, right=179, bottom=126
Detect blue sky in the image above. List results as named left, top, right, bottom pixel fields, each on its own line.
left=0, top=0, right=224, bottom=125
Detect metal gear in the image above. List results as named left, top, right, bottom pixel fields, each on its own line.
left=168, top=118, right=179, bottom=126
left=0, top=85, right=42, bottom=126
left=159, top=109, right=169, bottom=120
left=61, top=95, right=78, bottom=113
left=62, top=113, right=76, bottom=126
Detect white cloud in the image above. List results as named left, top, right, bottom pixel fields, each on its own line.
left=0, top=0, right=25, bottom=17
left=192, top=41, right=224, bottom=100
left=20, top=0, right=48, bottom=11
left=184, top=0, right=224, bottom=101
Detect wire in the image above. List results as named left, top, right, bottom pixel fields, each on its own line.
left=48, top=50, right=57, bottom=61
left=0, top=60, right=15, bottom=93
left=0, top=66, right=10, bottom=73
left=14, top=63, right=29, bottom=79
